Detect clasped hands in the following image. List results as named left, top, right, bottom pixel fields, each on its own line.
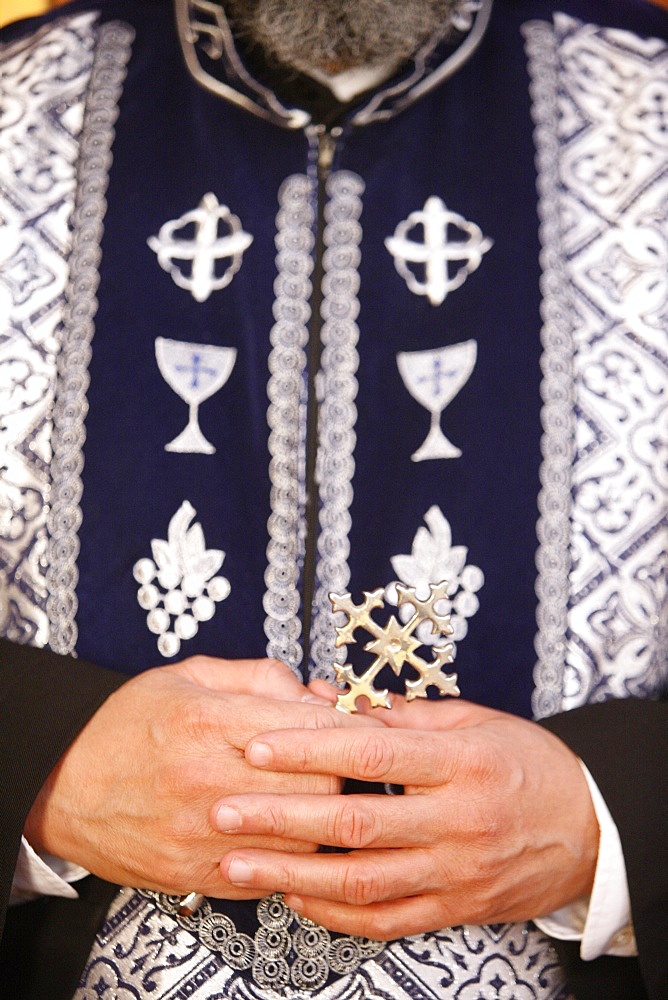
left=25, top=656, right=598, bottom=939
left=216, top=679, right=600, bottom=938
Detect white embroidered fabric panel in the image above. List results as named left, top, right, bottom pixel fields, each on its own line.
left=309, top=170, right=363, bottom=681
left=0, top=14, right=97, bottom=645
left=75, top=888, right=572, bottom=999
left=264, top=174, right=314, bottom=673
left=527, top=15, right=668, bottom=716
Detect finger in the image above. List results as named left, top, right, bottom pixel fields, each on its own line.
left=220, top=845, right=435, bottom=906
left=283, top=892, right=447, bottom=941
left=221, top=693, right=383, bottom=758
left=307, top=678, right=340, bottom=704
left=210, top=793, right=434, bottom=849
left=377, top=697, right=499, bottom=731
left=246, top=727, right=456, bottom=785
left=174, top=656, right=310, bottom=701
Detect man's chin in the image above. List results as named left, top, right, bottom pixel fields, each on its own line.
left=223, top=0, right=462, bottom=74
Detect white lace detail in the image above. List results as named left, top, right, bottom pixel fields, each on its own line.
left=387, top=505, right=484, bottom=650
left=524, top=19, right=575, bottom=718
left=133, top=501, right=230, bottom=657
left=0, top=14, right=98, bottom=646
left=75, top=888, right=571, bottom=998
left=263, top=173, right=314, bottom=672
left=308, top=170, right=363, bottom=681
left=526, top=15, right=668, bottom=716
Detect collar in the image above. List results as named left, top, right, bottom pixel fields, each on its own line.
left=175, top=0, right=493, bottom=129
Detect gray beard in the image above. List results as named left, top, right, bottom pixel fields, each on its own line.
left=224, top=0, right=465, bottom=72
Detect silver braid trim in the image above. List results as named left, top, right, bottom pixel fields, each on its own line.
left=264, top=174, right=315, bottom=673
left=309, top=170, right=363, bottom=681
left=47, top=20, right=135, bottom=654
left=524, top=20, right=575, bottom=719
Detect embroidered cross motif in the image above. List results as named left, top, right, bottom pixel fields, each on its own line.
left=148, top=193, right=253, bottom=302
left=330, top=582, right=458, bottom=713
left=417, top=356, right=459, bottom=394
left=176, top=352, right=218, bottom=387
left=385, top=196, right=492, bottom=306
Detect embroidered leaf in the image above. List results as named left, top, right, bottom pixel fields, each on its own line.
left=168, top=501, right=197, bottom=551
left=411, top=526, right=438, bottom=573
left=191, top=550, right=225, bottom=581
left=184, top=522, right=206, bottom=557
left=446, top=545, right=468, bottom=577
left=424, top=505, right=453, bottom=548
left=151, top=538, right=178, bottom=574
left=391, top=554, right=422, bottom=586
left=396, top=509, right=469, bottom=588
left=138, top=500, right=230, bottom=656
left=391, top=508, right=484, bottom=652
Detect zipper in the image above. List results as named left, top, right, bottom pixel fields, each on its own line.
left=301, top=124, right=342, bottom=670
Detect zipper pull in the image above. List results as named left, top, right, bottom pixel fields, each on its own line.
left=317, top=125, right=342, bottom=175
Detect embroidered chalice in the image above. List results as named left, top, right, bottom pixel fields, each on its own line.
left=155, top=337, right=236, bottom=454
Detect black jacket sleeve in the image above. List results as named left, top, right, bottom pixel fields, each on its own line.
left=541, top=698, right=668, bottom=1000
left=0, top=638, right=126, bottom=939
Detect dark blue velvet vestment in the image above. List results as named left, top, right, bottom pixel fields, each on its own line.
left=33, top=0, right=657, bottom=722
left=72, top=0, right=543, bottom=714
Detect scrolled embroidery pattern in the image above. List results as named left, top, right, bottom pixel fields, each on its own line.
left=75, top=887, right=570, bottom=998
left=0, top=13, right=110, bottom=648
left=526, top=15, right=668, bottom=714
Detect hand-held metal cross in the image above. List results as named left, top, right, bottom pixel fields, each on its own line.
left=329, top=581, right=459, bottom=714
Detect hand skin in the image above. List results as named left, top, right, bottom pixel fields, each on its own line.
left=24, top=656, right=375, bottom=901
left=215, top=696, right=600, bottom=939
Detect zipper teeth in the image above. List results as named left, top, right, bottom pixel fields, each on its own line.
left=300, top=126, right=339, bottom=670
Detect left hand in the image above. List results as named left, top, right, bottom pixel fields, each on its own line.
left=23, top=657, right=374, bottom=900
left=214, top=697, right=599, bottom=939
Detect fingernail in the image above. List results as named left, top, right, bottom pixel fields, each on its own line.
left=227, top=859, right=253, bottom=884
left=215, top=805, right=242, bottom=832
left=247, top=741, right=273, bottom=767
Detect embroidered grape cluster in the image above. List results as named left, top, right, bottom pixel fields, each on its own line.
left=389, top=504, right=484, bottom=648
left=133, top=501, right=230, bottom=657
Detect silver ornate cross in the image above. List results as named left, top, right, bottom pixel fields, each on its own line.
left=329, top=581, right=459, bottom=714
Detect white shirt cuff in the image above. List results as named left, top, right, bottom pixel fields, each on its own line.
left=10, top=836, right=89, bottom=904
left=535, top=761, right=637, bottom=958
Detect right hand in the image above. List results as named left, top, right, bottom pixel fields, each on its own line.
left=24, top=656, right=372, bottom=899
